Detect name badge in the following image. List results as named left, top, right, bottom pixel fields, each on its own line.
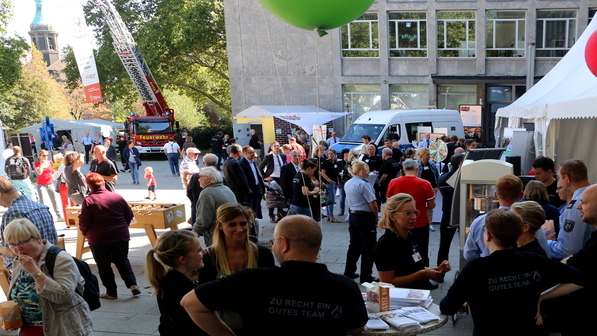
left=412, top=252, right=422, bottom=262
left=334, top=165, right=337, bottom=169
left=423, top=166, right=430, bottom=170
left=365, top=159, right=370, bottom=163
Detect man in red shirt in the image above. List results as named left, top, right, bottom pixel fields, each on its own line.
left=386, top=159, right=436, bottom=267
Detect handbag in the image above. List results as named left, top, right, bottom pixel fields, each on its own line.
left=69, top=190, right=85, bottom=205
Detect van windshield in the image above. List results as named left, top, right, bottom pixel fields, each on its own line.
left=341, top=124, right=385, bottom=143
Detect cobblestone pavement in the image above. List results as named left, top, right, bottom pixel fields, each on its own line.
left=0, top=158, right=475, bottom=335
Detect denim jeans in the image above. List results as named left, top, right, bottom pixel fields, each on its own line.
left=339, top=182, right=346, bottom=214
left=325, top=183, right=337, bottom=218
left=290, top=205, right=312, bottom=217
left=167, top=153, right=179, bottom=174
left=129, top=161, right=139, bottom=182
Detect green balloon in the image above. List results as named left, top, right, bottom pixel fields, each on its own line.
left=257, top=0, right=375, bottom=36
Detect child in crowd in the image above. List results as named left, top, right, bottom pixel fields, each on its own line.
left=145, top=167, right=157, bottom=200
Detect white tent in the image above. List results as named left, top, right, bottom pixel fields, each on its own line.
left=495, top=18, right=597, bottom=182
left=236, top=105, right=350, bottom=135
left=22, top=119, right=121, bottom=153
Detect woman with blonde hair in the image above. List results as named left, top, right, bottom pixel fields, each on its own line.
left=199, top=202, right=274, bottom=332
left=145, top=230, right=207, bottom=335
left=511, top=201, right=549, bottom=257
left=63, top=151, right=88, bottom=205
left=521, top=180, right=561, bottom=237
left=34, top=149, right=63, bottom=221
left=6, top=218, right=92, bottom=335
left=373, top=193, right=451, bottom=289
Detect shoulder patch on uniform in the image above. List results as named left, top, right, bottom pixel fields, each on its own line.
left=567, top=200, right=577, bottom=209
left=564, top=219, right=575, bottom=232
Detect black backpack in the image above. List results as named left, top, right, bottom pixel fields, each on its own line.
left=45, top=246, right=101, bottom=311
left=6, top=156, right=26, bottom=179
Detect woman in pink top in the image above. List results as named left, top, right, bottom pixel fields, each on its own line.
left=33, top=150, right=63, bottom=221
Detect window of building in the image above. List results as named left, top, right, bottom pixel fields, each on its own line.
left=590, top=9, right=596, bottom=23
left=48, top=37, right=55, bottom=50
left=437, top=85, right=476, bottom=110
left=341, top=13, right=379, bottom=57
left=437, top=12, right=476, bottom=57
left=390, top=85, right=428, bottom=109
left=536, top=10, right=577, bottom=57
left=343, top=84, right=382, bottom=120
left=388, top=12, right=427, bottom=57
left=486, top=11, right=525, bottom=57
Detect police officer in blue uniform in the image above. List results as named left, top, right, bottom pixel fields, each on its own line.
left=547, top=159, right=596, bottom=259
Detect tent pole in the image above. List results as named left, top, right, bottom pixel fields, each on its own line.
left=526, top=43, right=536, bottom=91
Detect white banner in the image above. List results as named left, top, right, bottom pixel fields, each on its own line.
left=70, top=4, right=102, bottom=103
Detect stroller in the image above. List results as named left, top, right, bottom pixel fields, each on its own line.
left=265, top=180, right=288, bottom=223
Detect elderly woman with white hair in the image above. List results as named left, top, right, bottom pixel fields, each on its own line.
left=6, top=218, right=92, bottom=335
left=193, top=166, right=236, bottom=247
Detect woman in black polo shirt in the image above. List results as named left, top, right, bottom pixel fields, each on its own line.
left=373, top=193, right=451, bottom=290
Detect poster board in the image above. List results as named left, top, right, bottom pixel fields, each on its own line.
left=459, top=105, right=482, bottom=127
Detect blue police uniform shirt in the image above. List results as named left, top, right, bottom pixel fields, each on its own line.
left=344, top=176, right=376, bottom=212
left=463, top=206, right=551, bottom=260
left=548, top=186, right=596, bottom=259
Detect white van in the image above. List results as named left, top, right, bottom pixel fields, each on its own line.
left=329, top=109, right=464, bottom=153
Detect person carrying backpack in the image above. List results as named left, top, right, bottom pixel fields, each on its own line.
left=4, top=146, right=36, bottom=200
left=5, top=218, right=93, bottom=335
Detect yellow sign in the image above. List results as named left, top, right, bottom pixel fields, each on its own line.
left=137, top=135, right=169, bottom=140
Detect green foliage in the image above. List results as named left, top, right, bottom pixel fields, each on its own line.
left=63, top=0, right=230, bottom=126
left=186, top=123, right=232, bottom=150
left=0, top=36, right=28, bottom=93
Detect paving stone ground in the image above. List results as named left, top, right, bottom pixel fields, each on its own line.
left=0, top=158, right=477, bottom=335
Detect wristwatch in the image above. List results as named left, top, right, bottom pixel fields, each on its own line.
left=32, top=271, right=44, bottom=279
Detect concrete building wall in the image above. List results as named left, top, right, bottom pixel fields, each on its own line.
left=224, top=0, right=595, bottom=142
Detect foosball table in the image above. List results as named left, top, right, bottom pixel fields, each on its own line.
left=65, top=203, right=186, bottom=259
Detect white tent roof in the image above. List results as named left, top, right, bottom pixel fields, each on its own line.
left=236, top=105, right=350, bottom=134
left=496, top=18, right=597, bottom=120
left=22, top=119, right=121, bottom=152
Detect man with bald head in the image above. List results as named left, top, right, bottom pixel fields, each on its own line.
left=559, top=184, right=597, bottom=335
left=182, top=215, right=367, bottom=336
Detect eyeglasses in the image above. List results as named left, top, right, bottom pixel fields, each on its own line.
left=226, top=221, right=248, bottom=228
left=395, top=210, right=420, bottom=217
left=198, top=175, right=207, bottom=178
left=40, top=155, right=48, bottom=157
left=556, top=186, right=563, bottom=191
left=8, top=236, right=34, bottom=248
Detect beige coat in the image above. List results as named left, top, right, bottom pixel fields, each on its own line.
left=9, top=241, right=93, bottom=336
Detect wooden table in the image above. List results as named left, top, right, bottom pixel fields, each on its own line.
left=65, top=203, right=185, bottom=259
left=362, top=304, right=448, bottom=335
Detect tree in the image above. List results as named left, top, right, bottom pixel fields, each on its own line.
left=64, top=0, right=230, bottom=124
left=0, top=0, right=29, bottom=93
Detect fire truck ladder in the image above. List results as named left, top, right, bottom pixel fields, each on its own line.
left=96, top=0, right=162, bottom=114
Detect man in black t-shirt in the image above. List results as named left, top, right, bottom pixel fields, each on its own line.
left=376, top=148, right=400, bottom=204
left=89, top=145, right=118, bottom=192
left=182, top=215, right=367, bottom=336
left=532, top=157, right=565, bottom=208
left=210, top=131, right=224, bottom=170
left=249, top=129, right=262, bottom=158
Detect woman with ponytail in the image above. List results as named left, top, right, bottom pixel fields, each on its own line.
left=145, top=230, right=208, bottom=336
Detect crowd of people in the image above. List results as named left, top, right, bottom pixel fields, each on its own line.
left=1, top=129, right=597, bottom=335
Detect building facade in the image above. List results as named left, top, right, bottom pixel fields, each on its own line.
left=28, top=0, right=60, bottom=68
left=224, top=0, right=596, bottom=146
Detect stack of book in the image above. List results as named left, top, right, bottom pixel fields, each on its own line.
left=389, top=288, right=432, bottom=309
left=379, top=307, right=441, bottom=331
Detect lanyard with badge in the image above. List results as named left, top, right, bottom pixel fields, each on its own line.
left=410, top=237, right=422, bottom=262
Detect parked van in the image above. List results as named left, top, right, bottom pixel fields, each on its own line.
left=329, top=109, right=464, bottom=154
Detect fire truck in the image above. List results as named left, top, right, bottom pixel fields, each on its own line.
left=97, top=0, right=177, bottom=153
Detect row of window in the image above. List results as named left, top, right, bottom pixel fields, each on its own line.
left=342, top=9, right=596, bottom=58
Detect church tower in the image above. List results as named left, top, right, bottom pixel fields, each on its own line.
left=28, top=0, right=59, bottom=67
